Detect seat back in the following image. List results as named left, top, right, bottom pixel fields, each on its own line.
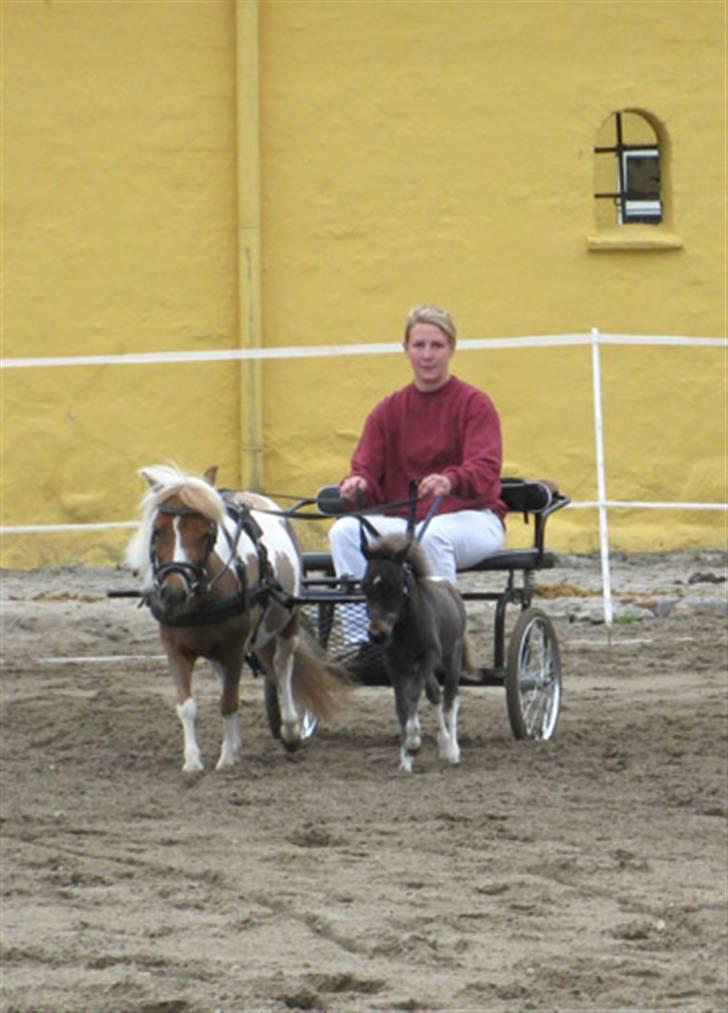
left=500, top=478, right=556, bottom=516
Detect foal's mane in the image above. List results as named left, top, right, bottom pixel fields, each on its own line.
left=368, top=533, right=432, bottom=580
left=125, top=465, right=226, bottom=575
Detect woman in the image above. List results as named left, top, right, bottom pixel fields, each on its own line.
left=330, top=304, right=506, bottom=676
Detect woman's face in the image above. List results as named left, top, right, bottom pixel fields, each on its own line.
left=404, top=322, right=454, bottom=391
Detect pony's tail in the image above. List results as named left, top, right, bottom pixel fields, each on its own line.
left=292, top=631, right=352, bottom=722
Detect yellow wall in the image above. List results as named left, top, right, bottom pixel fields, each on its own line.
left=1, top=0, right=725, bottom=568
left=2, top=0, right=242, bottom=566
left=258, top=0, right=726, bottom=553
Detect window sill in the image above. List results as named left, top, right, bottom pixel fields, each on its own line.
left=587, top=227, right=683, bottom=251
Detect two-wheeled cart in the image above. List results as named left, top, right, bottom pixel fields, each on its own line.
left=281, top=478, right=570, bottom=742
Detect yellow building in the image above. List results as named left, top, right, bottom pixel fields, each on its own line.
left=1, top=0, right=725, bottom=568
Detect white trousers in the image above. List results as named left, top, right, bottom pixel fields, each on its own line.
left=329, top=509, right=505, bottom=643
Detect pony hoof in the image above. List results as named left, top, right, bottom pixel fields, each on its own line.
left=182, top=756, right=204, bottom=773
left=280, top=725, right=302, bottom=753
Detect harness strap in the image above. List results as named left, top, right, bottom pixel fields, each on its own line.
left=358, top=513, right=383, bottom=554
left=405, top=480, right=419, bottom=538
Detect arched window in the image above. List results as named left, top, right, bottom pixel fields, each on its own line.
left=594, top=111, right=662, bottom=226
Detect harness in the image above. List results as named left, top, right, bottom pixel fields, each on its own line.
left=145, top=496, right=295, bottom=628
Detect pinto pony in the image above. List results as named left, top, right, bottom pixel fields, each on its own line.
left=125, top=464, right=347, bottom=771
left=361, top=533, right=471, bottom=773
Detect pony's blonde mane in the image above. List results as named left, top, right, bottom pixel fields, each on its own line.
left=369, top=533, right=431, bottom=580
left=124, top=465, right=225, bottom=576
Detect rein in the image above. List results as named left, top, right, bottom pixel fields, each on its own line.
left=246, top=491, right=439, bottom=523
left=358, top=483, right=443, bottom=553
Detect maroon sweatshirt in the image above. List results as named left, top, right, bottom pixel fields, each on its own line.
left=347, top=375, right=506, bottom=523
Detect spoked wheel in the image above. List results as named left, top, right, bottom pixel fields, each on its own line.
left=263, top=677, right=318, bottom=742
left=505, top=607, right=561, bottom=741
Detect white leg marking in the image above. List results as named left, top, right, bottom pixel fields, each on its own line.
left=435, top=700, right=453, bottom=759
left=275, top=639, right=302, bottom=748
left=176, top=697, right=203, bottom=772
left=216, top=713, right=241, bottom=770
left=404, top=714, right=421, bottom=753
left=399, top=745, right=415, bottom=774
left=441, top=695, right=461, bottom=765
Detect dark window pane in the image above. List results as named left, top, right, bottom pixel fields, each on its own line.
left=625, top=153, right=660, bottom=199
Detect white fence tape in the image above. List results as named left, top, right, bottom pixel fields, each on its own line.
left=2, top=330, right=726, bottom=624
left=0, top=331, right=723, bottom=370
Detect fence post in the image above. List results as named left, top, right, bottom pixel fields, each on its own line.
left=591, top=328, right=614, bottom=626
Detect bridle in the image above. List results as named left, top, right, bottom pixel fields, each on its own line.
left=150, top=505, right=221, bottom=597
left=145, top=499, right=285, bottom=626
left=364, top=560, right=416, bottom=627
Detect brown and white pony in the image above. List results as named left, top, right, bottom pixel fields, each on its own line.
left=125, top=464, right=346, bottom=771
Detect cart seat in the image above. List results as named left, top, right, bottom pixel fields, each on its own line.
left=306, top=478, right=569, bottom=578
left=464, top=548, right=557, bottom=573
left=459, top=478, right=567, bottom=573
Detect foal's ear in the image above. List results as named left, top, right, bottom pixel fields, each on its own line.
left=203, top=466, right=218, bottom=487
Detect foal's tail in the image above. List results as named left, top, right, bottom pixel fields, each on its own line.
left=292, top=631, right=352, bottom=722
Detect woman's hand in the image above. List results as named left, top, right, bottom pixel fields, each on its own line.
left=418, top=473, right=452, bottom=498
left=340, top=475, right=368, bottom=500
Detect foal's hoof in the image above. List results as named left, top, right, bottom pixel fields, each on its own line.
left=439, top=740, right=461, bottom=765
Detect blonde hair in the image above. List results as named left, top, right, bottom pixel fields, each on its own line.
left=404, top=304, right=457, bottom=345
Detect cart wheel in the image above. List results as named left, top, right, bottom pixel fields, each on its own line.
left=263, top=677, right=318, bottom=742
left=505, top=607, right=561, bottom=741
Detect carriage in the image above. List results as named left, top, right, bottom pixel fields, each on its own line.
left=117, top=466, right=569, bottom=771
left=284, top=477, right=570, bottom=744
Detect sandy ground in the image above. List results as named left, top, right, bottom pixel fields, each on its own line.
left=1, top=551, right=727, bottom=1012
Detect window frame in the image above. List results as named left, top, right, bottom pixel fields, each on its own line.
left=594, top=111, right=663, bottom=227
